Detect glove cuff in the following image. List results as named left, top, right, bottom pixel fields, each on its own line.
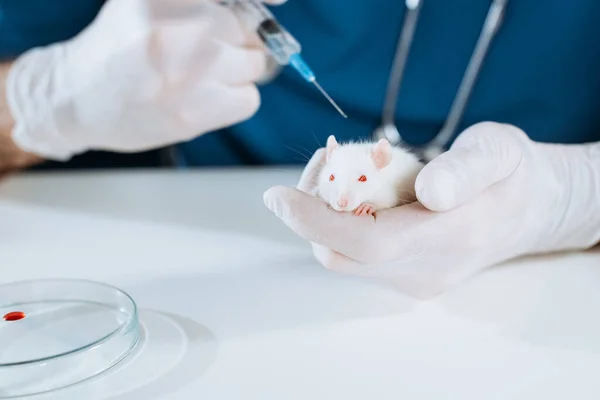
left=541, top=141, right=600, bottom=252
left=579, top=143, right=600, bottom=248
left=6, top=44, right=87, bottom=161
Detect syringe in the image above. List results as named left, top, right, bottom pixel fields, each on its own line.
left=221, top=0, right=347, bottom=118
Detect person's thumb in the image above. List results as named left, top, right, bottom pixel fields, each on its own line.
left=415, top=122, right=525, bottom=212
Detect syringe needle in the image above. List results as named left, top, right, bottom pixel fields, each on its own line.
left=312, top=80, right=347, bottom=118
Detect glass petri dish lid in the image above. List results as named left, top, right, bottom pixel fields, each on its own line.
left=0, top=279, right=140, bottom=398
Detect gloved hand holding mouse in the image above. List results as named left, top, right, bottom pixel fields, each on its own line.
left=5, top=0, right=286, bottom=161
left=263, top=122, right=600, bottom=299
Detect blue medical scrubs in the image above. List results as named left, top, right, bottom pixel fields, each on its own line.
left=0, top=0, right=101, bottom=58
left=2, top=0, right=600, bottom=168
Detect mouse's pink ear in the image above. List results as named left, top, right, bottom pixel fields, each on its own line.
left=326, top=135, right=339, bottom=161
left=371, top=139, right=392, bottom=169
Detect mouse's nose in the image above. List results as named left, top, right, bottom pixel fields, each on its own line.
left=336, top=195, right=349, bottom=209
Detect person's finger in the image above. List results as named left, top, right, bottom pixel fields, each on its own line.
left=152, top=1, right=245, bottom=43
left=263, top=185, right=431, bottom=264
left=204, top=0, right=288, bottom=51
left=151, top=18, right=267, bottom=86
left=177, top=83, right=260, bottom=135
left=310, top=242, right=363, bottom=272
left=415, top=122, right=525, bottom=212
left=296, top=148, right=326, bottom=194
left=310, top=242, right=409, bottom=281
left=309, top=242, right=459, bottom=300
left=209, top=44, right=267, bottom=86
left=263, top=186, right=381, bottom=262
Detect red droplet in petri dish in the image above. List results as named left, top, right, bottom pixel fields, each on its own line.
left=3, top=311, right=26, bottom=321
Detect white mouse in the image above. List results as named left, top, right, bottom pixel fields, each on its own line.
left=316, top=135, right=424, bottom=216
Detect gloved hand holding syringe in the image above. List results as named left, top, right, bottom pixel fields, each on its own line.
left=6, top=0, right=335, bottom=162
left=221, top=0, right=348, bottom=118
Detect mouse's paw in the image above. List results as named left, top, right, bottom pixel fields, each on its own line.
left=354, top=203, right=376, bottom=216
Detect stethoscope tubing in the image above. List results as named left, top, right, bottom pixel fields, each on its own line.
left=373, top=0, right=509, bottom=162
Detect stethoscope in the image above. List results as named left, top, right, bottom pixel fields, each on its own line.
left=372, top=0, right=509, bottom=162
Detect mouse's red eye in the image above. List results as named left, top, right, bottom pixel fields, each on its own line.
left=358, top=175, right=367, bottom=182
left=329, top=174, right=335, bottom=181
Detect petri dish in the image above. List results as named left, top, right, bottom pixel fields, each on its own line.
left=0, top=279, right=140, bottom=398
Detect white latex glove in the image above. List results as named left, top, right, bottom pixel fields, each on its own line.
left=5, top=0, right=286, bottom=161
left=264, top=122, right=600, bottom=299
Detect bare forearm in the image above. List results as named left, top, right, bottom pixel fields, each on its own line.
left=0, top=62, right=15, bottom=135
left=0, top=61, right=43, bottom=175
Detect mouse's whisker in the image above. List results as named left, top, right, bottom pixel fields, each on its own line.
left=282, top=144, right=312, bottom=162
left=296, top=144, right=318, bottom=159
left=312, top=132, right=323, bottom=148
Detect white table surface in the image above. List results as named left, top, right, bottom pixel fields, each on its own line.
left=1, top=168, right=599, bottom=400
